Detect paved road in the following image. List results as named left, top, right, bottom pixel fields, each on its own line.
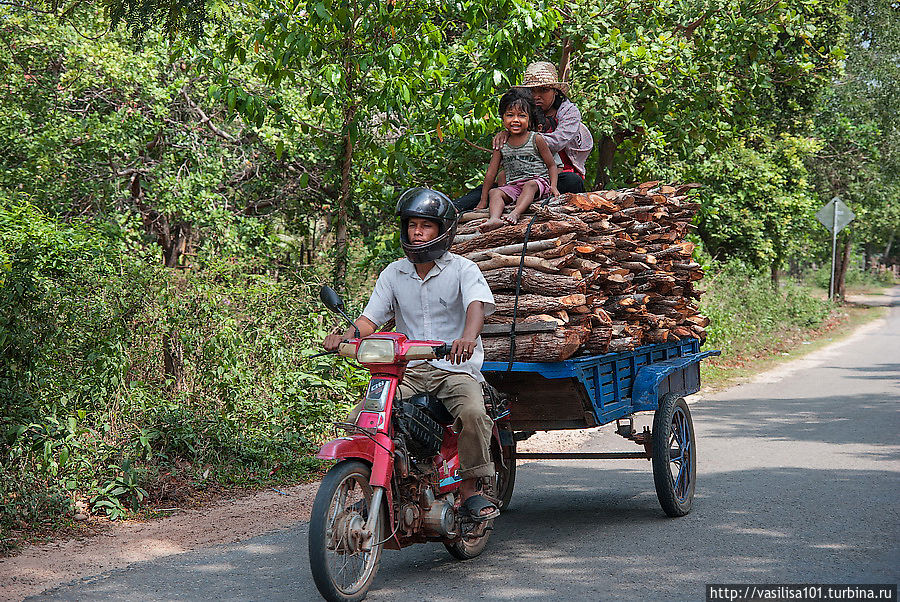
left=34, top=289, right=900, bottom=601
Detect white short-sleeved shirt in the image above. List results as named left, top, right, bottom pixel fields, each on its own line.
left=362, top=252, right=496, bottom=382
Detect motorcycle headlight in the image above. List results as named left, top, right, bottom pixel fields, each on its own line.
left=356, top=338, right=397, bottom=364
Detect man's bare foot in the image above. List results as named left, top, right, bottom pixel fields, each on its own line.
left=480, top=217, right=506, bottom=231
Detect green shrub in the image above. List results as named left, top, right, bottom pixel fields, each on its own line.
left=701, top=260, right=834, bottom=357
left=808, top=264, right=897, bottom=289
left=1, top=201, right=367, bottom=546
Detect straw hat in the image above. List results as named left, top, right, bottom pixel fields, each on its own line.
left=519, top=61, right=569, bottom=95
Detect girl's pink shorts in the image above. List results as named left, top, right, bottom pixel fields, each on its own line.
left=498, top=176, right=551, bottom=202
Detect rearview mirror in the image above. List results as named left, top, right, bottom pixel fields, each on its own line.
left=319, top=285, right=344, bottom=313
left=319, top=285, right=360, bottom=338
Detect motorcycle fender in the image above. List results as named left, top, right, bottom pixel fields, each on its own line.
left=316, top=438, right=402, bottom=549
left=316, top=436, right=375, bottom=464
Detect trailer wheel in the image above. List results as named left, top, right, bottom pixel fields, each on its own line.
left=652, top=394, right=696, bottom=517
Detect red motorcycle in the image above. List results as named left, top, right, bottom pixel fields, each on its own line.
left=309, top=286, right=515, bottom=602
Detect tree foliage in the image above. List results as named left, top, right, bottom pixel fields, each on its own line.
left=807, top=0, right=899, bottom=266
left=560, top=0, right=847, bottom=187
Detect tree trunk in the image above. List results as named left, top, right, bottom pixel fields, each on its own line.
left=162, top=332, right=184, bottom=391
left=332, top=33, right=358, bottom=292
left=332, top=130, right=353, bottom=290
left=558, top=38, right=573, bottom=83
left=594, top=134, right=617, bottom=189
left=835, top=234, right=852, bottom=300
left=883, top=231, right=895, bottom=264
left=592, top=131, right=636, bottom=189
left=128, top=171, right=187, bottom=388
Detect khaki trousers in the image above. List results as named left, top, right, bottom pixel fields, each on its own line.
left=350, top=364, right=494, bottom=479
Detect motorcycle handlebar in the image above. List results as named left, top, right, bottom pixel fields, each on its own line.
left=315, top=340, right=452, bottom=361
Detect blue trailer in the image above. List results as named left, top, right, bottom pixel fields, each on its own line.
left=481, top=338, right=720, bottom=517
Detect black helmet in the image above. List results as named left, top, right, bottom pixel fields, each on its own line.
left=396, top=188, right=459, bottom=264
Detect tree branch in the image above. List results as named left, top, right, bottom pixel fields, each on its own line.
left=180, top=88, right=237, bottom=142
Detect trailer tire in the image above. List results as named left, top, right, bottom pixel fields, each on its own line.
left=652, top=394, right=696, bottom=517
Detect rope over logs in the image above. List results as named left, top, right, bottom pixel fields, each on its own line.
left=453, top=182, right=709, bottom=362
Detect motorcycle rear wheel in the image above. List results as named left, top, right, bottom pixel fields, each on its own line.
left=444, top=475, right=495, bottom=560
left=309, top=460, right=384, bottom=602
left=444, top=520, right=493, bottom=559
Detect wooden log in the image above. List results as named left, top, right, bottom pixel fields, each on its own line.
left=611, top=322, right=643, bottom=337
left=492, top=293, right=586, bottom=315
left=482, top=328, right=587, bottom=362
left=454, top=232, right=482, bottom=243
left=581, top=326, right=612, bottom=354
left=558, top=268, right=582, bottom=278
left=552, top=310, right=570, bottom=323
left=565, top=256, right=604, bottom=272
left=685, top=314, right=711, bottom=327
left=451, top=220, right=587, bottom=255
left=565, top=192, right=619, bottom=213
left=651, top=242, right=696, bottom=258
left=592, top=308, right=613, bottom=325
left=534, top=242, right=577, bottom=259
left=459, top=209, right=490, bottom=223
left=672, top=326, right=693, bottom=338
left=481, top=321, right=560, bottom=336
left=481, top=267, right=586, bottom=296
left=476, top=253, right=561, bottom=273
left=485, top=313, right=565, bottom=325
left=607, top=337, right=639, bottom=353
left=671, top=261, right=701, bottom=270
left=611, top=293, right=650, bottom=307
left=465, top=235, right=575, bottom=262
left=620, top=261, right=650, bottom=271
left=645, top=328, right=672, bottom=344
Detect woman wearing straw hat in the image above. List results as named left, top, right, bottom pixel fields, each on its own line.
left=452, top=61, right=593, bottom=211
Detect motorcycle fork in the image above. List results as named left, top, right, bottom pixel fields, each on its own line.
left=356, top=372, right=402, bottom=547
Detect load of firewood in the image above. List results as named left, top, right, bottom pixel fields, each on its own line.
left=454, top=181, right=710, bottom=362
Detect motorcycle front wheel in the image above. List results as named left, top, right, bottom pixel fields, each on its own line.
left=309, top=460, right=384, bottom=602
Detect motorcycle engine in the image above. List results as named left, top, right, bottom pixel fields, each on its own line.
left=422, top=497, right=456, bottom=537
left=393, top=400, right=443, bottom=458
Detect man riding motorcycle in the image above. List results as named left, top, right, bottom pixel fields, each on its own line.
left=323, top=187, right=499, bottom=520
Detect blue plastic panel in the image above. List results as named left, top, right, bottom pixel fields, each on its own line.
left=482, top=339, right=720, bottom=425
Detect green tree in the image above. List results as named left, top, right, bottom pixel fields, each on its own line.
left=187, top=0, right=558, bottom=288
left=691, top=135, right=822, bottom=282
left=808, top=0, right=899, bottom=293
left=557, top=0, right=847, bottom=187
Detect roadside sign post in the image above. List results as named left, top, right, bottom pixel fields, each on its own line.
left=815, top=196, right=855, bottom=300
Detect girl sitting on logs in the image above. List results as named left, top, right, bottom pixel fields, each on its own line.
left=476, top=88, right=559, bottom=231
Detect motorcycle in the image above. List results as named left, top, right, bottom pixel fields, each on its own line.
left=308, top=286, right=515, bottom=602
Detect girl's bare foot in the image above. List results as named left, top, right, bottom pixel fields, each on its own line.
left=479, top=217, right=506, bottom=231
left=505, top=212, right=520, bottom=225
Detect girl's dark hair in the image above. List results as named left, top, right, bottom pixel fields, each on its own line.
left=498, top=88, right=540, bottom=131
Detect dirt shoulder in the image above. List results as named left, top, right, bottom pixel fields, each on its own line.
left=1, top=288, right=893, bottom=601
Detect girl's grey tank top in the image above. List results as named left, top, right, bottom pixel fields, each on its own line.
left=502, top=132, right=548, bottom=183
